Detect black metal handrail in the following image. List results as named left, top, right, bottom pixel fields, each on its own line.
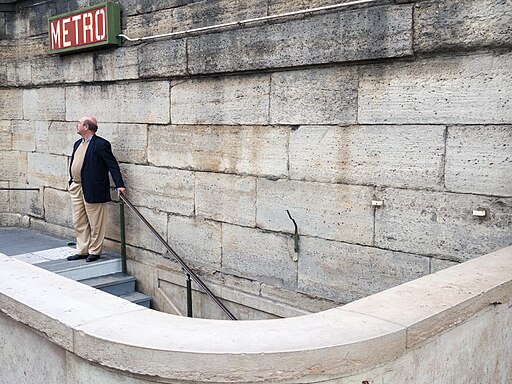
left=118, top=193, right=237, bottom=320
left=0, top=187, right=40, bottom=191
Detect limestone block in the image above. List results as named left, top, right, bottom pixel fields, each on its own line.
left=120, top=0, right=184, bottom=17
left=125, top=8, right=174, bottom=38
left=148, top=124, right=288, bottom=177
left=126, top=260, right=158, bottom=299
left=16, top=36, right=47, bottom=59
left=270, top=67, right=358, bottom=125
left=0, top=151, right=27, bottom=183
left=0, top=63, right=6, bottom=86
left=375, top=188, right=512, bottom=261
left=196, top=172, right=257, bottom=227
left=11, top=120, right=35, bottom=152
left=268, top=0, right=347, bottom=15
left=9, top=182, right=43, bottom=218
left=6, top=61, right=31, bottom=86
left=120, top=163, right=194, bottom=216
left=445, top=125, right=512, bottom=197
left=289, top=125, right=446, bottom=189
left=30, top=218, right=75, bottom=242
left=187, top=4, right=412, bottom=73
left=0, top=213, right=21, bottom=226
left=172, top=0, right=266, bottom=31
left=222, top=223, right=297, bottom=288
left=0, top=88, right=22, bottom=119
left=27, top=152, right=68, bottom=190
left=36, top=121, right=77, bottom=156
left=0, top=121, right=11, bottom=150
left=166, top=215, right=222, bottom=268
left=31, top=56, right=62, bottom=85
left=171, top=75, right=270, bottom=125
left=97, top=123, right=147, bottom=164
left=107, top=202, right=168, bottom=254
left=257, top=178, right=374, bottom=245
left=0, top=313, right=67, bottom=384
left=66, top=82, right=170, bottom=124
left=431, top=258, right=458, bottom=274
left=415, top=0, right=512, bottom=53
left=0, top=181, right=9, bottom=211
left=298, top=236, right=430, bottom=303
left=359, top=53, right=512, bottom=124
left=94, top=47, right=139, bottom=81
left=23, top=88, right=66, bottom=121
left=61, top=53, right=95, bottom=83
left=138, top=39, right=187, bottom=78
left=44, top=188, right=73, bottom=227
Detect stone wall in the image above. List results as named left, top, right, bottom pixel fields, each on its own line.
left=0, top=0, right=511, bottom=317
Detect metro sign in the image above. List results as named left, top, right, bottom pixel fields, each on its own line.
left=48, top=2, right=121, bottom=54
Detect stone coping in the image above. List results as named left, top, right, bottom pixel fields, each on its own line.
left=0, top=246, right=511, bottom=382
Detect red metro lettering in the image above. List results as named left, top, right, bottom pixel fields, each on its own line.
left=50, top=7, right=107, bottom=50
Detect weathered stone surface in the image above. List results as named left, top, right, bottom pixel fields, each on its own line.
left=257, top=179, right=374, bottom=245
left=44, top=188, right=73, bottom=227
left=0, top=213, right=22, bottom=226
left=0, top=151, right=27, bottom=183
left=166, top=214, right=222, bottom=268
left=120, top=0, right=185, bottom=16
left=66, top=82, right=170, bottom=124
left=0, top=181, right=9, bottom=212
left=222, top=223, right=297, bottom=288
left=9, top=182, right=43, bottom=218
left=375, top=188, right=512, bottom=261
left=196, top=172, right=257, bottom=226
left=0, top=121, right=11, bottom=151
left=172, top=0, right=266, bottom=31
left=431, top=258, right=458, bottom=274
left=148, top=124, right=288, bottom=177
left=23, top=88, right=66, bottom=121
left=125, top=8, right=174, bottom=38
left=0, top=89, right=22, bottom=119
left=171, top=75, right=270, bottom=125
left=138, top=39, right=187, bottom=78
left=97, top=123, right=147, bottom=164
left=94, top=47, right=139, bottom=81
left=298, top=236, right=430, bottom=303
left=27, top=153, right=67, bottom=190
left=359, top=53, right=512, bottom=124
left=107, top=203, right=168, bottom=254
left=445, top=125, right=512, bottom=197
left=16, top=36, right=47, bottom=59
left=120, top=163, right=195, bottom=216
left=6, top=61, right=31, bottom=86
left=187, top=4, right=412, bottom=74
left=11, top=120, right=35, bottom=152
left=415, top=0, right=512, bottom=53
left=268, top=0, right=350, bottom=15
left=35, top=121, right=76, bottom=156
left=270, top=67, right=358, bottom=125
left=289, top=125, right=446, bottom=188
left=60, top=53, right=95, bottom=83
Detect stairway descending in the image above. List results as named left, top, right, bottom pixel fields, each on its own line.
left=34, top=251, right=151, bottom=308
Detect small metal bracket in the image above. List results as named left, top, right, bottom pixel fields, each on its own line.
left=372, top=200, right=383, bottom=207
left=286, top=210, right=300, bottom=259
left=472, top=207, right=489, bottom=218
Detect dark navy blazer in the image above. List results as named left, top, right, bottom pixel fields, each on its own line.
left=69, top=135, right=125, bottom=203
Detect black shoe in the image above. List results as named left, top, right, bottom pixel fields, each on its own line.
left=86, top=254, right=100, bottom=262
left=67, top=254, right=88, bottom=261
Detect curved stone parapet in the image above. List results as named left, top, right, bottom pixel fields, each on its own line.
left=1, top=246, right=511, bottom=383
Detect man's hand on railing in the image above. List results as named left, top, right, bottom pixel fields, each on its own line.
left=116, top=187, right=126, bottom=196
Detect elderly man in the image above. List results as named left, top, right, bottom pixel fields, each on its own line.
left=67, top=116, right=126, bottom=262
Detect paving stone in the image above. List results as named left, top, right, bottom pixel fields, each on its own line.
left=222, top=223, right=297, bottom=288
left=66, top=81, right=170, bottom=124
left=148, top=124, right=288, bottom=177
left=167, top=214, right=222, bottom=269
left=359, top=52, right=512, bottom=124
left=289, top=124, right=446, bottom=189
left=445, top=125, right=512, bottom=197
left=0, top=89, right=23, bottom=119
left=120, top=163, right=195, bottom=216
left=257, top=178, right=374, bottom=245
left=298, top=236, right=430, bottom=303
left=414, top=0, right=512, bottom=53
left=138, top=39, right=187, bottom=78
left=27, top=152, right=68, bottom=190
left=270, top=67, right=358, bottom=125
left=196, top=172, right=257, bottom=227
left=94, top=47, right=139, bottom=81
left=374, top=188, right=512, bottom=261
left=171, top=75, right=270, bottom=125
left=23, top=88, right=66, bottom=121
left=187, top=4, right=412, bottom=73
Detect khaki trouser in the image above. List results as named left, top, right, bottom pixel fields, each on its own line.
left=69, top=182, right=107, bottom=256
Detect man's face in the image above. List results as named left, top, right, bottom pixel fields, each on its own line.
left=75, top=119, right=87, bottom=135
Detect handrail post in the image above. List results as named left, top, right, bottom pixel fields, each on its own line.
left=120, top=198, right=127, bottom=274
left=186, top=273, right=193, bottom=318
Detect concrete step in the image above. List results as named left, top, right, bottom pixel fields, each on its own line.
left=35, top=252, right=121, bottom=280
left=78, top=273, right=136, bottom=296
left=120, top=291, right=152, bottom=308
